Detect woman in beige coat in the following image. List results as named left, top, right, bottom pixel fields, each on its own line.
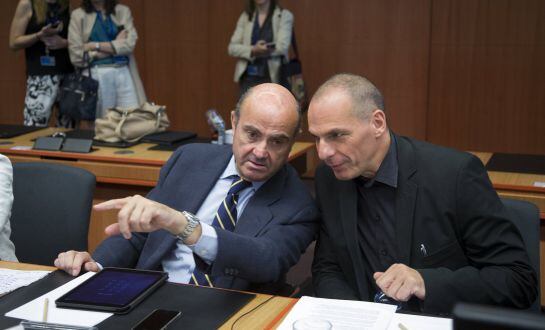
left=68, top=0, right=146, bottom=120
left=228, top=0, right=293, bottom=96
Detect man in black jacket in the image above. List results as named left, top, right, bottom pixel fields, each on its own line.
left=308, top=73, right=537, bottom=314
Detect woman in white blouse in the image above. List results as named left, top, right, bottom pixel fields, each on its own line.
left=0, top=154, right=17, bottom=262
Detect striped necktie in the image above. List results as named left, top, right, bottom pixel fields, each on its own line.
left=189, top=175, right=251, bottom=287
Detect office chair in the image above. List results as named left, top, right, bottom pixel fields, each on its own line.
left=501, top=198, right=541, bottom=312
left=285, top=241, right=316, bottom=297
left=453, top=302, right=545, bottom=329
left=10, top=162, right=96, bottom=266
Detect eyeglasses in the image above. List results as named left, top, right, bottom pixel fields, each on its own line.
left=374, top=291, right=403, bottom=311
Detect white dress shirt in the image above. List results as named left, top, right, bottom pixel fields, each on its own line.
left=162, top=156, right=264, bottom=283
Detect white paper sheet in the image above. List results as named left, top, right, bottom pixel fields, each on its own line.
left=387, top=313, right=452, bottom=330
left=277, top=296, right=397, bottom=330
left=0, top=269, right=51, bottom=295
left=5, top=272, right=112, bottom=327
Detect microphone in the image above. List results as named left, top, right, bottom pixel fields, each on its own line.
left=206, top=109, right=226, bottom=145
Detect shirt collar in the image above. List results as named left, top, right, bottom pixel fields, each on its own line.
left=222, top=156, right=265, bottom=191
left=356, top=133, right=398, bottom=189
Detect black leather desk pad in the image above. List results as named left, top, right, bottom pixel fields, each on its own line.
left=148, top=137, right=213, bottom=151
left=59, top=129, right=208, bottom=151
left=62, top=129, right=140, bottom=148
left=0, top=124, right=43, bottom=138
left=0, top=270, right=255, bottom=330
left=140, top=131, right=197, bottom=145
left=485, top=153, right=545, bottom=175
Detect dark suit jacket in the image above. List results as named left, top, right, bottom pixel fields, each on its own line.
left=312, top=134, right=537, bottom=314
left=93, top=143, right=319, bottom=291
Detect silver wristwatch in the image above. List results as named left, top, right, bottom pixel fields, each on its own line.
left=177, top=211, right=200, bottom=243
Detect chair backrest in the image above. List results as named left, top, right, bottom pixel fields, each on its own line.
left=501, top=198, right=541, bottom=312
left=453, top=302, right=545, bottom=329
left=10, top=162, right=96, bottom=266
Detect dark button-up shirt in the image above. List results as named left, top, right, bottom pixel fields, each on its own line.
left=355, top=134, right=398, bottom=297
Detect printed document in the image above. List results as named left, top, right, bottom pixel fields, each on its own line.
left=0, top=269, right=51, bottom=295
left=278, top=296, right=397, bottom=330
left=5, top=272, right=112, bottom=327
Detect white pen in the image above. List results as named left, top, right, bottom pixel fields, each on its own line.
left=42, top=297, right=49, bottom=323
left=398, top=322, right=409, bottom=330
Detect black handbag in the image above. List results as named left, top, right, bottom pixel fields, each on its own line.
left=58, top=53, right=98, bottom=121
left=280, top=27, right=307, bottom=109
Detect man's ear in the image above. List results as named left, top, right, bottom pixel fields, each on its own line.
left=371, top=109, right=387, bottom=137
left=230, top=111, right=237, bottom=130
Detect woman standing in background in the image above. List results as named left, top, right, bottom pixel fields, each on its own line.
left=68, top=0, right=146, bottom=120
left=228, top=0, right=293, bottom=96
left=9, top=0, right=74, bottom=127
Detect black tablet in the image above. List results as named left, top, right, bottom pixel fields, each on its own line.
left=56, top=268, right=168, bottom=314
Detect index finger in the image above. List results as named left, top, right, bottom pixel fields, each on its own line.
left=94, top=197, right=130, bottom=211
left=71, top=253, right=92, bottom=276
left=375, top=267, right=397, bottom=291
left=373, top=272, right=384, bottom=280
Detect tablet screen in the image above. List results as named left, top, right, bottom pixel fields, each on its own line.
left=57, top=268, right=167, bottom=308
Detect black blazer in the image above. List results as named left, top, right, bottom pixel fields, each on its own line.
left=312, top=134, right=537, bottom=314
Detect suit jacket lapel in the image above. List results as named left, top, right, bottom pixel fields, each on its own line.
left=272, top=7, right=282, bottom=37
left=394, top=135, right=418, bottom=265
left=235, top=166, right=287, bottom=236
left=338, top=179, right=370, bottom=298
left=83, top=12, right=97, bottom=42
left=143, top=146, right=233, bottom=268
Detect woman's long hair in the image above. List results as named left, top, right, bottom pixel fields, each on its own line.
left=33, top=0, right=69, bottom=24
left=245, top=0, right=278, bottom=21
left=82, top=0, right=118, bottom=15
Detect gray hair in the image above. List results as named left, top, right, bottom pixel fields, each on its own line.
left=313, top=73, right=385, bottom=119
left=234, top=85, right=303, bottom=135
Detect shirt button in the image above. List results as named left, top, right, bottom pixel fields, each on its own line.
left=375, top=215, right=381, bottom=223
left=200, top=249, right=208, bottom=255
left=380, top=249, right=388, bottom=256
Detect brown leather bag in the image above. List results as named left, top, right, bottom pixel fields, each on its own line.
left=95, top=102, right=170, bottom=143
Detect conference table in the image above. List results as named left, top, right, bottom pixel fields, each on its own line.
left=0, top=261, right=296, bottom=329
left=1, top=262, right=454, bottom=330
left=0, top=127, right=316, bottom=253
left=471, top=152, right=545, bottom=216
left=1, top=129, right=542, bottom=308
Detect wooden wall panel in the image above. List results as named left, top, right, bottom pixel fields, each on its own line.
left=0, top=0, right=542, bottom=154
left=283, top=0, right=431, bottom=139
left=1, top=1, right=26, bottom=124
left=427, top=0, right=545, bottom=154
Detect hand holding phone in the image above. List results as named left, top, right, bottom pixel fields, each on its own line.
left=132, top=309, right=181, bottom=330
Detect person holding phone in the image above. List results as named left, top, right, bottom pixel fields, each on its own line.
left=9, top=0, right=74, bottom=127
left=68, top=0, right=146, bottom=121
left=228, top=0, right=293, bottom=96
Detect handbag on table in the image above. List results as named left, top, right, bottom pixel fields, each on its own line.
left=58, top=52, right=98, bottom=121
left=280, top=26, right=307, bottom=110
left=94, top=102, right=170, bottom=143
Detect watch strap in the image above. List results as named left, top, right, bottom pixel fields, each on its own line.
left=177, top=211, right=200, bottom=243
